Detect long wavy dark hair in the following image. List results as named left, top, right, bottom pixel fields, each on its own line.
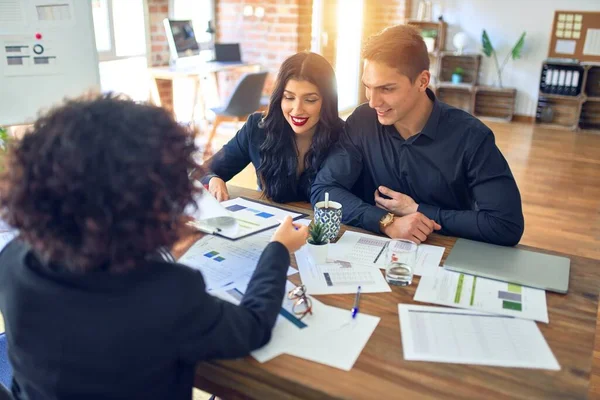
left=257, top=52, right=342, bottom=202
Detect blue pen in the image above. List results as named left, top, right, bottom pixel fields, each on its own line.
left=351, top=286, right=361, bottom=319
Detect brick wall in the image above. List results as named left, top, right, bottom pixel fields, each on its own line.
left=146, top=0, right=172, bottom=110
left=359, top=0, right=411, bottom=102
left=216, top=0, right=313, bottom=96
left=147, top=0, right=170, bottom=67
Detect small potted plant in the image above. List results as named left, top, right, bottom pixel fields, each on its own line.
left=452, top=67, right=464, bottom=84
left=305, top=221, right=329, bottom=265
left=420, top=29, right=438, bottom=53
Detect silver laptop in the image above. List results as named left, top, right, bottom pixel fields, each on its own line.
left=444, top=239, right=570, bottom=293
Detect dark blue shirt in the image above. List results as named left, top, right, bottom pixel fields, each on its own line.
left=311, top=89, right=524, bottom=246
left=202, top=112, right=342, bottom=203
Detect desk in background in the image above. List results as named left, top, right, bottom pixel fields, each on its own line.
left=148, top=62, right=262, bottom=130
left=171, top=185, right=600, bottom=399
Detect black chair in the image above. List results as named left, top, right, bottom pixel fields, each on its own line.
left=205, top=71, right=268, bottom=153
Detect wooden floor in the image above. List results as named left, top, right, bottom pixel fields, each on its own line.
left=206, top=119, right=600, bottom=398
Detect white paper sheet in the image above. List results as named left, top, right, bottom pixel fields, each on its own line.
left=399, top=304, right=559, bottom=370
left=555, top=39, right=576, bottom=55
left=583, top=29, right=600, bottom=56
left=296, top=245, right=391, bottom=294
left=414, top=267, right=549, bottom=323
left=329, top=231, right=445, bottom=276
left=213, top=280, right=380, bottom=370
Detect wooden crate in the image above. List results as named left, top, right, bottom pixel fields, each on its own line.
left=473, top=86, right=517, bottom=121
left=435, top=83, right=474, bottom=113
left=536, top=95, right=582, bottom=130
left=438, top=53, right=481, bottom=84
left=580, top=99, right=600, bottom=130
left=585, top=66, right=600, bottom=97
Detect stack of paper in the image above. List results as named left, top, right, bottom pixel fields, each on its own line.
left=328, top=231, right=445, bottom=277
left=399, top=304, right=559, bottom=370
left=214, top=281, right=380, bottom=371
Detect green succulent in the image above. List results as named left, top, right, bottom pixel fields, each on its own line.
left=308, top=221, right=328, bottom=245
left=453, top=67, right=465, bottom=76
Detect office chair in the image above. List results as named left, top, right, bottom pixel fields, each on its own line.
left=0, top=333, right=12, bottom=398
left=204, top=71, right=268, bottom=155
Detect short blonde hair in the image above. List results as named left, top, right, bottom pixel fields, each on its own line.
left=362, top=24, right=429, bottom=83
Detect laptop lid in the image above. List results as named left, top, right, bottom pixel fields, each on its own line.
left=214, top=43, right=242, bottom=62
left=443, top=239, right=570, bottom=293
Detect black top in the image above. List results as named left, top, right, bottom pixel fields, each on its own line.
left=201, top=112, right=341, bottom=203
left=0, top=238, right=290, bottom=400
left=311, top=89, right=524, bottom=246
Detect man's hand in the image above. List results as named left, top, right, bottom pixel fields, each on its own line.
left=375, top=186, right=418, bottom=217
left=382, top=212, right=441, bottom=244
left=208, top=177, right=230, bottom=202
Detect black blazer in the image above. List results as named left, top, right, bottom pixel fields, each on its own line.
left=201, top=113, right=342, bottom=203
left=0, top=238, right=289, bottom=400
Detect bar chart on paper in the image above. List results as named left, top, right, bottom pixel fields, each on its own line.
left=414, top=268, right=549, bottom=323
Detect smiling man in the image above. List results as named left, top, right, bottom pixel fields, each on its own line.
left=311, top=25, right=524, bottom=246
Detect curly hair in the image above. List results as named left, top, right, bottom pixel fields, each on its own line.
left=257, top=52, right=343, bottom=202
left=0, top=94, right=200, bottom=272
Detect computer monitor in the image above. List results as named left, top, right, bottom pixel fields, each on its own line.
left=164, top=19, right=199, bottom=60
left=214, top=43, right=242, bottom=62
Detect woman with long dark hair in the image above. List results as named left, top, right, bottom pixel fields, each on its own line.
left=201, top=51, right=343, bottom=203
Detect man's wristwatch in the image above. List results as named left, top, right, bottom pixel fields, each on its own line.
left=379, top=212, right=395, bottom=231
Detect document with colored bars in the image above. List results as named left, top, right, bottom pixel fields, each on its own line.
left=414, top=267, right=549, bottom=323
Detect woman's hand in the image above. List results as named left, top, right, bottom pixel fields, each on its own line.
left=208, top=177, right=230, bottom=202
left=271, top=216, right=309, bottom=253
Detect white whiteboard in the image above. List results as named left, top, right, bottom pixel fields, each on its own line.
left=0, top=0, right=100, bottom=126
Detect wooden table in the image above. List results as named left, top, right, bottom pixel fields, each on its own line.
left=173, top=185, right=600, bottom=399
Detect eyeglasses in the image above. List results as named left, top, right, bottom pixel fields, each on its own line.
left=287, top=285, right=313, bottom=320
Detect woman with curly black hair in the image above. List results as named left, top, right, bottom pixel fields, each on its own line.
left=0, top=94, right=308, bottom=399
left=201, top=51, right=343, bottom=203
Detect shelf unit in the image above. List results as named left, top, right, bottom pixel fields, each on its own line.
left=473, top=86, right=517, bottom=121
left=438, top=53, right=481, bottom=85
left=409, top=20, right=447, bottom=86
left=436, top=83, right=474, bottom=113
left=432, top=53, right=517, bottom=121
left=408, top=20, right=447, bottom=53
left=535, top=61, right=600, bottom=131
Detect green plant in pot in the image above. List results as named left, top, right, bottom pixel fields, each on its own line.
left=452, top=67, right=464, bottom=84
left=481, top=30, right=526, bottom=88
left=420, top=29, right=438, bottom=53
left=306, top=221, right=329, bottom=265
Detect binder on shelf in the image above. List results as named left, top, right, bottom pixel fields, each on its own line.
left=557, top=70, right=566, bottom=94
left=570, top=70, right=581, bottom=96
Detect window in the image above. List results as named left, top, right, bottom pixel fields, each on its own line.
left=172, top=0, right=215, bottom=46
left=92, top=0, right=146, bottom=62
left=91, top=0, right=149, bottom=101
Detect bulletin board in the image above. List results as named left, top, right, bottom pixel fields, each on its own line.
left=548, top=11, right=600, bottom=62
